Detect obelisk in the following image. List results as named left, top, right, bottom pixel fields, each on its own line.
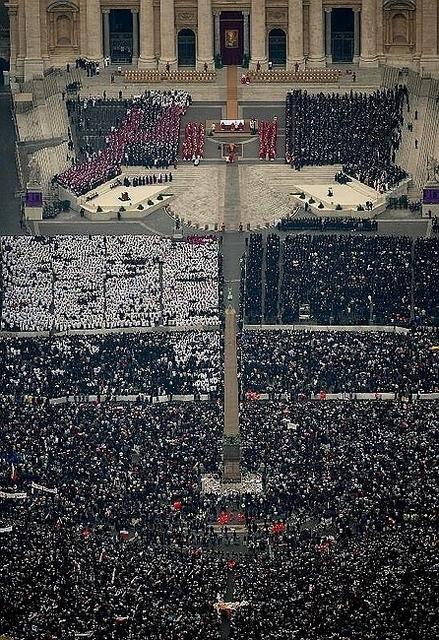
left=223, top=304, right=241, bottom=482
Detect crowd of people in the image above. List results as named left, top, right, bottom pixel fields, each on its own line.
left=0, top=235, right=219, bottom=331
left=0, top=330, right=221, bottom=398
left=0, top=400, right=225, bottom=639
left=231, top=399, right=439, bottom=640
left=240, top=328, right=439, bottom=395
left=258, top=119, right=278, bottom=161
left=58, top=91, right=190, bottom=196
left=277, top=215, right=378, bottom=232
left=244, top=234, right=439, bottom=325
left=285, top=87, right=408, bottom=192
left=181, top=122, right=206, bottom=161
left=1, top=391, right=437, bottom=639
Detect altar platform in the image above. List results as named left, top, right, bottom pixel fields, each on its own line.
left=59, top=169, right=174, bottom=220
left=206, top=119, right=257, bottom=136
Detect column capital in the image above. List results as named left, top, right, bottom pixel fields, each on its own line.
left=131, top=8, right=139, bottom=14
left=102, top=9, right=110, bottom=14
left=242, top=10, right=250, bottom=17
left=324, top=7, right=332, bottom=12
left=352, top=7, right=361, bottom=12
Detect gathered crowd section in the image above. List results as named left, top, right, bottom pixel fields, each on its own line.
left=241, top=329, right=439, bottom=395
left=0, top=231, right=438, bottom=639
left=1, top=72, right=439, bottom=639
left=58, top=91, right=191, bottom=196
left=244, top=233, right=439, bottom=325
left=1, top=396, right=437, bottom=639
left=285, top=87, right=408, bottom=192
left=0, top=235, right=219, bottom=331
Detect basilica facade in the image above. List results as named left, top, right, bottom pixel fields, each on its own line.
left=5, top=0, right=439, bottom=81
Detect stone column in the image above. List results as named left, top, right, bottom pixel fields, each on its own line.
left=132, top=9, right=139, bottom=62
left=359, top=0, right=378, bottom=66
left=287, top=0, right=304, bottom=70
left=103, top=10, right=110, bottom=60
left=308, top=0, right=325, bottom=67
left=139, top=0, right=155, bottom=67
left=353, top=8, right=360, bottom=63
left=213, top=11, right=221, bottom=59
left=250, top=0, right=267, bottom=68
left=159, top=0, right=177, bottom=68
left=23, top=0, right=44, bottom=81
left=8, top=6, right=18, bottom=77
left=197, top=0, right=214, bottom=68
left=16, top=0, right=26, bottom=78
left=421, top=0, right=439, bottom=67
left=86, top=0, right=103, bottom=61
left=243, top=10, right=250, bottom=59
left=325, top=7, right=332, bottom=64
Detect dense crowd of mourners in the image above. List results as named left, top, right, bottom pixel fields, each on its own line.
left=0, top=235, right=219, bottom=331
left=58, top=91, right=190, bottom=196
left=0, top=400, right=226, bottom=640
left=241, top=328, right=439, bottom=395
left=1, top=390, right=438, bottom=639
left=244, top=233, right=439, bottom=325
left=285, top=87, right=408, bottom=192
left=232, top=400, right=438, bottom=640
left=0, top=331, right=221, bottom=398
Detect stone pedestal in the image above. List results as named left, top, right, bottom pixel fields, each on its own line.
left=223, top=445, right=241, bottom=483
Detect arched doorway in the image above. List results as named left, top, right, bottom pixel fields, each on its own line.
left=178, top=29, right=196, bottom=67
left=268, top=29, right=286, bottom=66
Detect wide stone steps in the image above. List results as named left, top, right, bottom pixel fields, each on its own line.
left=257, top=164, right=343, bottom=191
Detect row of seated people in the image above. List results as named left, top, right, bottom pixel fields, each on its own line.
left=59, top=92, right=189, bottom=196
left=258, top=119, right=278, bottom=161
left=249, top=69, right=340, bottom=83
left=244, top=233, right=439, bottom=325
left=119, top=172, right=173, bottom=188
left=285, top=87, right=408, bottom=193
left=181, top=121, right=205, bottom=160
left=124, top=69, right=216, bottom=83
left=277, top=216, right=378, bottom=232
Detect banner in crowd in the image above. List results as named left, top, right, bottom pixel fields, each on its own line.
left=30, top=482, right=58, bottom=495
left=214, top=601, right=249, bottom=614
left=0, top=490, right=27, bottom=499
left=0, top=525, right=13, bottom=533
